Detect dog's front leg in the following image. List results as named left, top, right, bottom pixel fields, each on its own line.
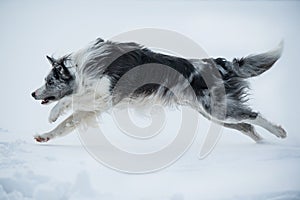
left=49, top=97, right=72, bottom=123
left=35, top=111, right=94, bottom=143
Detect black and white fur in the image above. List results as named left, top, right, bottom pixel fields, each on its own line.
left=32, top=38, right=286, bottom=143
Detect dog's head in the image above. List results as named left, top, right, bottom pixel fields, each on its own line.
left=31, top=56, right=75, bottom=104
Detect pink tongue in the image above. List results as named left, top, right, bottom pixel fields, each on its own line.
left=41, top=99, right=49, bottom=104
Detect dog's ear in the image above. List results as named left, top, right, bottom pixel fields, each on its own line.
left=56, top=64, right=72, bottom=80
left=46, top=55, right=56, bottom=66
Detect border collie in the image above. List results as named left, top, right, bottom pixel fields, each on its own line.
left=31, top=38, right=286, bottom=143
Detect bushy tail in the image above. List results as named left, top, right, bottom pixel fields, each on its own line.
left=232, top=41, right=283, bottom=78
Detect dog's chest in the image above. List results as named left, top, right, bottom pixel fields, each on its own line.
left=72, top=76, right=112, bottom=112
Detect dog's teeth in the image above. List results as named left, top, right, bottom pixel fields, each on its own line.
left=41, top=99, right=48, bottom=104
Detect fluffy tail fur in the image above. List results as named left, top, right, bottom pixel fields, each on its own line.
left=232, top=41, right=283, bottom=78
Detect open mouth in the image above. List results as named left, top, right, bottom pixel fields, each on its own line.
left=41, top=96, right=56, bottom=104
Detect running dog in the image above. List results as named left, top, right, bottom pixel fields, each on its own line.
left=31, top=38, right=287, bottom=142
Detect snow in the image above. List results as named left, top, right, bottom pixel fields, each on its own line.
left=1, top=0, right=300, bottom=199
left=1, top=128, right=300, bottom=199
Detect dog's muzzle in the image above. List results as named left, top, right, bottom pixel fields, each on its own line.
left=31, top=91, right=55, bottom=104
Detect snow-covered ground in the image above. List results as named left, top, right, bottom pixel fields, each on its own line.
left=1, top=1, right=300, bottom=199
left=1, top=128, right=300, bottom=200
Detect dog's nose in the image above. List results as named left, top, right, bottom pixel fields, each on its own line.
left=31, top=91, right=36, bottom=98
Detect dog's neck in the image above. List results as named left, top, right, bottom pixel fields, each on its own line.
left=62, top=57, right=79, bottom=96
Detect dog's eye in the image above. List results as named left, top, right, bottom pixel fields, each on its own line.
left=47, top=80, right=54, bottom=85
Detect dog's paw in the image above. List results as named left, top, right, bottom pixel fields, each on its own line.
left=34, top=134, right=51, bottom=143
left=275, top=125, right=287, bottom=139
left=49, top=108, right=60, bottom=123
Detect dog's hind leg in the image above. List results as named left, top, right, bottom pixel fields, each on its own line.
left=224, top=107, right=287, bottom=139
left=223, top=123, right=263, bottom=142
left=242, top=112, right=287, bottom=139
left=34, top=111, right=95, bottom=142
left=197, top=108, right=262, bottom=142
